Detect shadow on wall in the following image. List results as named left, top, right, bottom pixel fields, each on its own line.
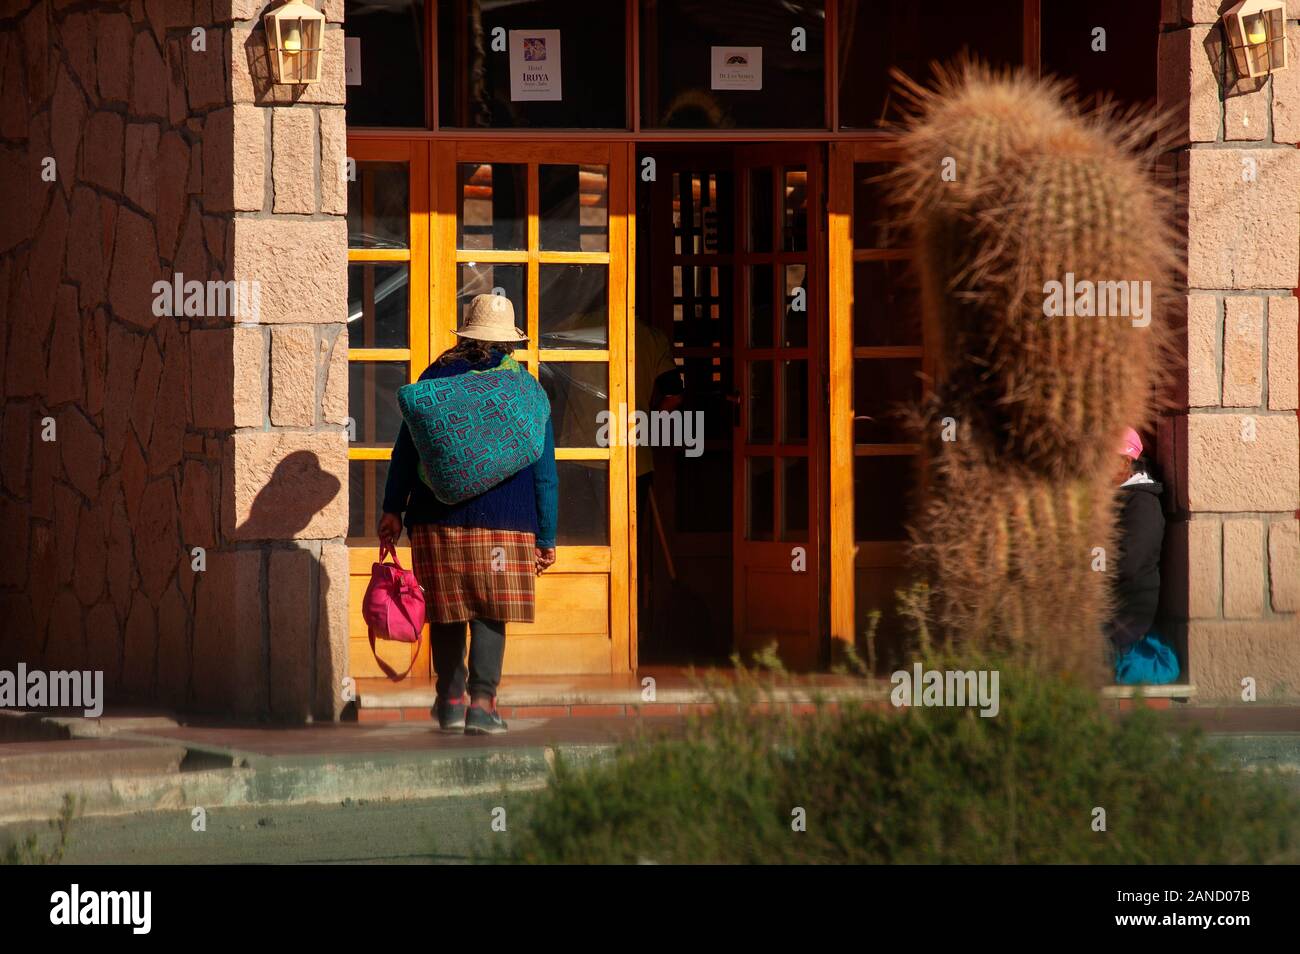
left=191, top=449, right=345, bottom=723
left=238, top=450, right=341, bottom=540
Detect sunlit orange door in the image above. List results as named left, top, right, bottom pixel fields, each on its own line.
left=731, top=145, right=825, bottom=669
left=430, top=141, right=633, bottom=675
left=345, top=138, right=432, bottom=680
left=828, top=142, right=928, bottom=667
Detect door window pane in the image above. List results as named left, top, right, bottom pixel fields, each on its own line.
left=747, top=456, right=775, bottom=541
left=349, top=361, right=409, bottom=447
left=641, top=0, right=826, bottom=129
left=853, top=359, right=921, bottom=444
left=556, top=461, right=609, bottom=546
left=838, top=0, right=1022, bottom=129
left=1042, top=2, right=1159, bottom=111
left=348, top=459, right=392, bottom=542
left=541, top=363, right=609, bottom=448
left=853, top=260, right=920, bottom=347
left=540, top=165, right=609, bottom=252
left=782, top=167, right=808, bottom=252
left=852, top=162, right=904, bottom=249
left=457, top=265, right=526, bottom=333
left=748, top=360, right=774, bottom=443
left=348, top=264, right=410, bottom=348
left=781, top=457, right=809, bottom=541
left=438, top=0, right=626, bottom=128
left=458, top=163, right=527, bottom=250
left=782, top=360, right=808, bottom=444
left=748, top=264, right=774, bottom=348
left=674, top=265, right=732, bottom=348
left=540, top=265, right=608, bottom=349
left=345, top=0, right=426, bottom=127
left=348, top=162, right=409, bottom=249
left=673, top=169, right=734, bottom=254
left=853, top=456, right=916, bottom=541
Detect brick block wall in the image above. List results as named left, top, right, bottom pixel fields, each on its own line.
left=1158, top=7, right=1300, bottom=701
left=0, top=0, right=349, bottom=720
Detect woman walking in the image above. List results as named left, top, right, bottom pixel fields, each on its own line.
left=378, top=294, right=558, bottom=734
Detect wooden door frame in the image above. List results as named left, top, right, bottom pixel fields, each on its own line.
left=344, top=137, right=433, bottom=679
left=729, top=143, right=827, bottom=666
left=828, top=140, right=933, bottom=656
left=430, top=139, right=635, bottom=673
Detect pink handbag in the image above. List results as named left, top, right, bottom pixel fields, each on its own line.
left=362, top=544, right=426, bottom=681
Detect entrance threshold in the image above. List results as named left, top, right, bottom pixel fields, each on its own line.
left=353, top=674, right=1196, bottom=722
left=354, top=667, right=881, bottom=720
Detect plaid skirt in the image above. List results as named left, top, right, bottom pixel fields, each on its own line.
left=409, top=525, right=536, bottom=624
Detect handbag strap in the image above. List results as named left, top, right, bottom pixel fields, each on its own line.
left=369, top=542, right=421, bottom=681
left=368, top=626, right=423, bottom=682
left=378, top=541, right=404, bottom=569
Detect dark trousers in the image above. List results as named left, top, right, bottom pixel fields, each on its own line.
left=430, top=618, right=506, bottom=701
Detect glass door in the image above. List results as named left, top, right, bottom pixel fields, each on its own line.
left=828, top=142, right=926, bottom=668
left=732, top=145, right=824, bottom=669
left=431, top=141, right=633, bottom=674
left=345, top=138, right=431, bottom=679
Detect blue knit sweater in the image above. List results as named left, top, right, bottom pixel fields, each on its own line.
left=382, top=353, right=559, bottom=548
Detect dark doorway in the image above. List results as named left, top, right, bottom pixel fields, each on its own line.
left=634, top=144, right=826, bottom=668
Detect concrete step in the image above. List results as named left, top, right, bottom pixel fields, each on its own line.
left=355, top=672, right=889, bottom=716
left=0, top=739, right=187, bottom=785
left=0, top=737, right=619, bottom=826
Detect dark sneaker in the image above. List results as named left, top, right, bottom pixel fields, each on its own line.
left=434, top=695, right=466, bottom=733
left=464, top=702, right=507, bottom=736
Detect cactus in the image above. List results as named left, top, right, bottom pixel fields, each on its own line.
left=890, top=62, right=1178, bottom=677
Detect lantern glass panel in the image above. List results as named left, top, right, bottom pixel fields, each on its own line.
left=301, top=19, right=323, bottom=82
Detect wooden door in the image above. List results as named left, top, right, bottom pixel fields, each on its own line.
left=731, top=145, right=825, bottom=669
left=430, top=141, right=633, bottom=675
left=345, top=138, right=432, bottom=680
left=828, top=142, right=928, bottom=669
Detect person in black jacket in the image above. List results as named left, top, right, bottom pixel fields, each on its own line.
left=1106, top=428, right=1165, bottom=653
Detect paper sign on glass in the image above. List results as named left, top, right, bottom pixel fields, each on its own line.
left=711, top=46, right=762, bottom=91
left=344, top=36, right=361, bottom=86
left=509, top=29, right=562, bottom=101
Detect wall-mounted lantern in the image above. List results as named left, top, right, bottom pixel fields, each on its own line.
left=1222, top=1, right=1289, bottom=79
left=264, top=0, right=326, bottom=85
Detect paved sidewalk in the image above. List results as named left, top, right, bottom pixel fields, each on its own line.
left=0, top=709, right=668, bottom=825
left=1, top=703, right=1296, bottom=827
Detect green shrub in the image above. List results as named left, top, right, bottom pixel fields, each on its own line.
left=509, top=662, right=1299, bottom=864
left=1, top=794, right=80, bottom=865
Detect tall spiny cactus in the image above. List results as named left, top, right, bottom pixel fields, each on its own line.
left=889, top=62, right=1179, bottom=678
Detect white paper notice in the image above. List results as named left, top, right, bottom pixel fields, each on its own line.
left=710, top=46, right=762, bottom=91
left=509, top=29, right=562, bottom=101
left=344, top=36, right=362, bottom=86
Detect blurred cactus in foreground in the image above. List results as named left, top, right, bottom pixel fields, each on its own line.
left=888, top=62, right=1178, bottom=678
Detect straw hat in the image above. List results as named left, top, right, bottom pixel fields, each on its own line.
left=454, top=293, right=528, bottom=343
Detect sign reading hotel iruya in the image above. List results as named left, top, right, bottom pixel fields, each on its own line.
left=509, top=29, right=562, bottom=101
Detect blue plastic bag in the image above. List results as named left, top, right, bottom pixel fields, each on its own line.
left=1114, top=632, right=1180, bottom=686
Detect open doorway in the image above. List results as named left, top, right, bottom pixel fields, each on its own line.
left=633, top=144, right=826, bottom=669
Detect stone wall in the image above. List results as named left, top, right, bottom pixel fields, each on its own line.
left=0, top=0, right=349, bottom=720
left=1158, top=0, right=1300, bottom=700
